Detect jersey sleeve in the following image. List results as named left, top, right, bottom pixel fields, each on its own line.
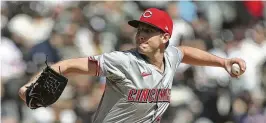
left=89, top=51, right=130, bottom=77
left=166, top=46, right=184, bottom=70
left=175, top=47, right=184, bottom=65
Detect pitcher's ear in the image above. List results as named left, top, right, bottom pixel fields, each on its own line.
left=161, top=33, right=170, bottom=43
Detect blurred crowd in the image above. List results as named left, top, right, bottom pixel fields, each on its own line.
left=1, top=1, right=266, bottom=123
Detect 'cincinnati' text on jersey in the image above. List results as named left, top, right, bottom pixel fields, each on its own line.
left=127, top=88, right=171, bottom=103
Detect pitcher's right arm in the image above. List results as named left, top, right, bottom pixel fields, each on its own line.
left=18, top=57, right=98, bottom=102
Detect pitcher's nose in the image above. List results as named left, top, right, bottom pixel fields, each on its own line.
left=136, top=33, right=146, bottom=44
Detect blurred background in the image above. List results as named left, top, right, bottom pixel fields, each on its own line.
left=1, top=1, right=266, bottom=123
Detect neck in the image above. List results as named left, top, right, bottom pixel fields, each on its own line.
left=145, top=49, right=165, bottom=71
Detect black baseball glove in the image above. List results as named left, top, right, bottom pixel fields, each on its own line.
left=25, top=62, right=68, bottom=109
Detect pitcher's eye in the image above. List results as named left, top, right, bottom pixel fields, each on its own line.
left=137, top=28, right=155, bottom=33
left=143, top=29, right=151, bottom=33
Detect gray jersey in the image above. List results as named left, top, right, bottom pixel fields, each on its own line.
left=90, top=46, right=183, bottom=123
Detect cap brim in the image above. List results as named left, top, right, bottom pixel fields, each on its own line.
left=128, top=20, right=159, bottom=29
left=128, top=20, right=141, bottom=28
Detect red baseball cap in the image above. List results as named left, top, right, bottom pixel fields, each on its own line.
left=128, top=8, right=173, bottom=36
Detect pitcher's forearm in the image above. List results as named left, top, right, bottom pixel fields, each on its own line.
left=26, top=61, right=69, bottom=85
left=179, top=46, right=226, bottom=68
left=18, top=60, right=70, bottom=102
left=18, top=57, right=97, bottom=102
left=18, top=57, right=98, bottom=102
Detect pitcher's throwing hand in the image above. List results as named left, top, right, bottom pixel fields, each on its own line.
left=224, top=58, right=246, bottom=78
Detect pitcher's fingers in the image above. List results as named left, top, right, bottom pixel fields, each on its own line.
left=230, top=73, right=238, bottom=78
left=234, top=58, right=246, bottom=71
left=241, top=60, right=246, bottom=71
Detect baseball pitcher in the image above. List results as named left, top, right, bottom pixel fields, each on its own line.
left=19, top=8, right=246, bottom=123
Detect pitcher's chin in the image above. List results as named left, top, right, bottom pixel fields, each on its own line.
left=137, top=48, right=146, bottom=54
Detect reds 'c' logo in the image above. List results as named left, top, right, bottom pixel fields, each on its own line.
left=143, top=11, right=152, bottom=18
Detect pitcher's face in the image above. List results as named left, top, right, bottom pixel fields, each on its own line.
left=135, top=23, right=166, bottom=55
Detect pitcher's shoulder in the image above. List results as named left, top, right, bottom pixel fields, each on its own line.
left=165, top=46, right=184, bottom=64
left=120, top=48, right=140, bottom=58
left=105, top=49, right=134, bottom=58
left=166, top=46, right=183, bottom=56
left=101, top=49, right=138, bottom=64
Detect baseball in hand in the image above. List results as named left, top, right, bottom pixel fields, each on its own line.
left=231, top=63, right=241, bottom=76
